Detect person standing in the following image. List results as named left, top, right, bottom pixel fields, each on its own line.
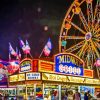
left=84, top=92, right=88, bottom=100
left=73, top=90, right=81, bottom=100
left=0, top=93, right=2, bottom=100
left=84, top=90, right=93, bottom=100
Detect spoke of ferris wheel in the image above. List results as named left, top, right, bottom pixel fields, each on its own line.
left=85, top=42, right=94, bottom=69
left=66, top=40, right=85, bottom=52
left=95, top=33, right=100, bottom=37
left=79, top=10, right=89, bottom=32
left=93, top=25, right=100, bottom=35
left=90, top=49, right=96, bottom=63
left=92, top=51, right=97, bottom=61
left=94, top=0, right=100, bottom=21
left=94, top=38, right=100, bottom=42
left=94, top=22, right=100, bottom=33
left=93, top=18, right=100, bottom=34
left=61, top=36, right=85, bottom=39
left=94, top=42, right=100, bottom=50
left=95, top=28, right=100, bottom=35
left=90, top=40, right=100, bottom=58
left=77, top=42, right=88, bottom=57
left=79, top=0, right=85, bottom=5
left=87, top=52, right=91, bottom=66
left=87, top=2, right=93, bottom=30
left=78, top=41, right=88, bottom=57
left=93, top=0, right=100, bottom=34
left=66, top=19, right=86, bottom=35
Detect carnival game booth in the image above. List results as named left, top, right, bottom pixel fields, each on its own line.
left=8, top=53, right=100, bottom=100
left=0, top=60, right=17, bottom=100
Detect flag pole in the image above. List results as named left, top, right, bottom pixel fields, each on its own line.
left=26, top=53, right=27, bottom=58
left=9, top=52, right=11, bottom=61
left=39, top=48, right=44, bottom=58
left=29, top=53, right=33, bottom=59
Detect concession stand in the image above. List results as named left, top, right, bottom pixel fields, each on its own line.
left=8, top=53, right=100, bottom=100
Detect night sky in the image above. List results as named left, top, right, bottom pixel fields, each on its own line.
left=0, top=0, right=74, bottom=60
left=0, top=0, right=97, bottom=60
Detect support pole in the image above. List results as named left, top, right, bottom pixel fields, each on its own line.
left=43, top=83, right=44, bottom=99
left=34, top=84, right=36, bottom=100
left=58, top=85, right=61, bottom=100
left=25, top=85, right=27, bottom=100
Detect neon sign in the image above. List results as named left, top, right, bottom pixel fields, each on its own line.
left=39, top=60, right=54, bottom=72
left=20, top=58, right=32, bottom=72
left=54, top=53, right=84, bottom=76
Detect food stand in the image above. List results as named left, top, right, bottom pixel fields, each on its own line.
left=8, top=53, right=100, bottom=100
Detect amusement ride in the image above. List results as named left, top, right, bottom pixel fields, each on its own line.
left=59, top=0, right=100, bottom=78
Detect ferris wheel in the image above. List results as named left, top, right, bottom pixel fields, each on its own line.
left=59, top=0, right=100, bottom=77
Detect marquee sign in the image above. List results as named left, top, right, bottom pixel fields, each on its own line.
left=85, top=78, right=100, bottom=84
left=9, top=73, right=25, bottom=82
left=26, top=72, right=41, bottom=80
left=20, top=58, right=32, bottom=73
left=54, top=53, right=84, bottom=76
left=42, top=73, right=67, bottom=82
left=68, top=76, right=84, bottom=83
left=38, top=60, right=54, bottom=73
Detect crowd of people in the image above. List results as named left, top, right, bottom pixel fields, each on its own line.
left=61, top=90, right=100, bottom=100
left=61, top=89, right=96, bottom=100
left=1, top=88, right=100, bottom=100
left=44, top=89, right=98, bottom=100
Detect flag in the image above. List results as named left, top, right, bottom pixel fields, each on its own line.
left=25, top=40, right=31, bottom=54
left=19, top=38, right=26, bottom=53
left=43, top=38, right=52, bottom=56
left=9, top=43, right=17, bottom=57
left=16, top=47, right=19, bottom=60
left=18, top=50, right=21, bottom=59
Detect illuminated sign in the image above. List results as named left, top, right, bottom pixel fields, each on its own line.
left=79, top=86, right=95, bottom=97
left=9, top=75, right=18, bottom=82
left=8, top=60, right=19, bottom=75
left=85, top=78, right=100, bottom=84
left=68, top=76, right=84, bottom=83
left=18, top=74, right=25, bottom=81
left=9, top=74, right=25, bottom=82
left=26, top=73, right=41, bottom=80
left=84, top=69, right=93, bottom=78
left=54, top=53, right=84, bottom=76
left=42, top=73, right=67, bottom=82
left=39, top=60, right=54, bottom=73
left=20, top=58, right=32, bottom=72
left=92, top=79, right=100, bottom=84
left=33, top=60, right=38, bottom=71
